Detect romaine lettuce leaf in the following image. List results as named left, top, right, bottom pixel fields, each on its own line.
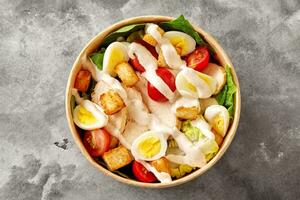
left=181, top=120, right=205, bottom=143
left=181, top=120, right=219, bottom=161
left=216, top=65, right=236, bottom=118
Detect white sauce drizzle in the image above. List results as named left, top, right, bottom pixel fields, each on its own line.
left=146, top=24, right=185, bottom=69
left=128, top=42, right=175, bottom=100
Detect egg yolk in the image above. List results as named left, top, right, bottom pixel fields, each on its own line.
left=77, top=105, right=97, bottom=125
left=182, top=78, right=197, bottom=92
left=212, top=114, right=224, bottom=135
left=138, top=136, right=161, bottom=158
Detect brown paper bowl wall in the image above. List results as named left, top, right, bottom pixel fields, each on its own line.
left=65, top=15, right=241, bottom=188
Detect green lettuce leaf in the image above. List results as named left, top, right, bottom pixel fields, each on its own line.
left=160, top=15, right=205, bottom=45
left=181, top=120, right=205, bottom=143
left=216, top=65, right=236, bottom=118
left=90, top=48, right=105, bottom=70
left=181, top=120, right=219, bottom=161
left=101, top=23, right=145, bottom=46
left=200, top=139, right=219, bottom=161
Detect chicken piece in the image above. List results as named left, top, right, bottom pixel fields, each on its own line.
left=202, top=63, right=226, bottom=94
left=102, top=146, right=133, bottom=171
left=115, top=62, right=139, bottom=87
left=100, top=90, right=125, bottom=115
left=74, top=70, right=91, bottom=92
left=122, top=121, right=149, bottom=146
left=125, top=87, right=150, bottom=126
left=199, top=98, right=218, bottom=114
left=134, top=74, right=177, bottom=128
left=105, top=107, right=128, bottom=135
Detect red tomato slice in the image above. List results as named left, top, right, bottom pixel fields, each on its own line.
left=147, top=68, right=176, bottom=102
left=132, top=161, right=157, bottom=183
left=135, top=39, right=158, bottom=59
left=130, top=57, right=145, bottom=72
left=74, top=70, right=91, bottom=92
left=186, top=46, right=210, bottom=71
left=83, top=129, right=111, bottom=157
left=129, top=39, right=158, bottom=73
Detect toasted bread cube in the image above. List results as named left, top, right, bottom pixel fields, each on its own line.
left=176, top=106, right=200, bottom=120
left=157, top=49, right=168, bottom=67
left=100, top=90, right=125, bottom=115
left=150, top=157, right=170, bottom=174
left=74, top=70, right=91, bottom=92
left=142, top=27, right=165, bottom=46
left=102, top=146, right=133, bottom=171
left=115, top=62, right=139, bottom=87
left=143, top=34, right=157, bottom=46
left=176, top=118, right=182, bottom=130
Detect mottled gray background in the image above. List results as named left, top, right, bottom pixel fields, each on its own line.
left=0, top=0, right=299, bottom=199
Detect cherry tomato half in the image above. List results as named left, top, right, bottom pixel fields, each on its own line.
left=147, top=68, right=176, bottom=102
left=129, top=39, right=159, bottom=73
left=132, top=161, right=157, bottom=183
left=83, top=129, right=111, bottom=157
left=135, top=39, right=158, bottom=59
left=130, top=57, right=145, bottom=72
left=186, top=46, right=210, bottom=71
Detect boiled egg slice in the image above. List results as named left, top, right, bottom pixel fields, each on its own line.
left=176, top=67, right=217, bottom=98
left=103, top=42, right=129, bottom=77
left=131, top=131, right=167, bottom=161
left=204, top=105, right=229, bottom=137
left=163, top=31, right=196, bottom=56
left=73, top=100, right=108, bottom=130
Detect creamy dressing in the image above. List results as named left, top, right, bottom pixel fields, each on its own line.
left=128, top=42, right=175, bottom=100
left=146, top=24, right=185, bottom=69
left=166, top=128, right=207, bottom=168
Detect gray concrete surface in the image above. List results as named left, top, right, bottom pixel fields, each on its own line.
left=0, top=0, right=299, bottom=199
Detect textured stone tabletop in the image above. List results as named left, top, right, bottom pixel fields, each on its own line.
left=0, top=0, right=299, bottom=199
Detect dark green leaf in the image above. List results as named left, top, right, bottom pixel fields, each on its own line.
left=160, top=15, right=205, bottom=45
left=101, top=24, right=145, bottom=46
left=90, top=48, right=105, bottom=70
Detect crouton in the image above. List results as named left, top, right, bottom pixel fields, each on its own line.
left=74, top=70, right=91, bottom=92
left=143, top=27, right=164, bottom=46
left=115, top=62, right=139, bottom=87
left=150, top=157, right=170, bottom=174
left=157, top=49, right=168, bottom=67
left=102, top=145, right=133, bottom=171
left=176, top=118, right=182, bottom=130
left=176, top=106, right=200, bottom=120
left=100, top=90, right=125, bottom=115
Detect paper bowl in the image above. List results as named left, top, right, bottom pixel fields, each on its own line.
left=65, top=15, right=241, bottom=188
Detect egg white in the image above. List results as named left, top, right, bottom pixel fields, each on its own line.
left=131, top=131, right=167, bottom=161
